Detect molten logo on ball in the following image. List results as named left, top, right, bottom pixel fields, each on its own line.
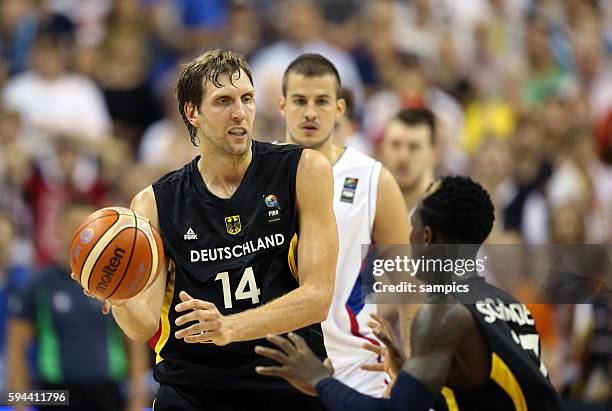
left=96, top=246, right=126, bottom=293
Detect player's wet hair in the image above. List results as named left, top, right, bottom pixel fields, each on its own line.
left=283, top=53, right=341, bottom=98
left=420, top=176, right=494, bottom=244
left=175, top=49, right=253, bottom=146
left=391, top=108, right=437, bottom=145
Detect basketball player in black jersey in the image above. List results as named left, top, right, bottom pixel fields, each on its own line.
left=255, top=176, right=563, bottom=410
left=76, top=49, right=338, bottom=410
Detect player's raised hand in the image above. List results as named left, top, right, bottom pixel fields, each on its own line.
left=174, top=291, right=233, bottom=346
left=71, top=271, right=113, bottom=315
left=361, top=313, right=406, bottom=379
left=254, top=332, right=333, bottom=396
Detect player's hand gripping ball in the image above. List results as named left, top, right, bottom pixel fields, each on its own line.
left=69, top=206, right=164, bottom=301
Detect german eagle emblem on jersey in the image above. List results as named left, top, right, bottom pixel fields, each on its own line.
left=225, top=215, right=242, bottom=235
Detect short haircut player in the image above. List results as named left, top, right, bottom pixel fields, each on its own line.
left=282, top=53, right=341, bottom=98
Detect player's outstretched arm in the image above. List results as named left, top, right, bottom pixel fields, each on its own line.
left=221, top=149, right=338, bottom=342
left=109, top=186, right=167, bottom=342
left=256, top=304, right=472, bottom=411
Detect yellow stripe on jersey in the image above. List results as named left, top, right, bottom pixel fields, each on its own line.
left=490, top=352, right=528, bottom=411
left=155, top=260, right=176, bottom=364
left=441, top=386, right=460, bottom=411
left=288, top=233, right=299, bottom=281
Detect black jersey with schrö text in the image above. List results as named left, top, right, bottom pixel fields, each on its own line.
left=150, top=141, right=326, bottom=390
left=436, top=277, right=562, bottom=411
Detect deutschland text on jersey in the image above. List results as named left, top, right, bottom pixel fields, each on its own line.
left=150, top=141, right=327, bottom=390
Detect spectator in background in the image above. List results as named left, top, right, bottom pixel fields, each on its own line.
left=0, top=107, right=32, bottom=241
left=523, top=16, right=573, bottom=107
left=377, top=108, right=437, bottom=214
left=459, top=19, right=516, bottom=154
left=549, top=127, right=612, bottom=243
left=223, top=1, right=263, bottom=60
left=41, top=0, right=110, bottom=45
left=524, top=126, right=612, bottom=244
left=138, top=74, right=199, bottom=174
left=503, top=115, right=553, bottom=235
left=349, top=0, right=396, bottom=92
left=393, top=0, right=444, bottom=61
left=0, top=0, right=37, bottom=81
left=363, top=52, right=466, bottom=174
left=251, top=0, right=364, bottom=139
left=1, top=33, right=111, bottom=144
left=0, top=212, right=30, bottom=394
left=7, top=201, right=149, bottom=411
left=96, top=27, right=161, bottom=153
left=572, top=29, right=612, bottom=121
left=469, top=137, right=517, bottom=240
left=541, top=94, right=585, bottom=165
left=432, top=30, right=471, bottom=105
left=151, top=0, right=227, bottom=55
left=24, top=135, right=107, bottom=266
left=319, top=0, right=361, bottom=53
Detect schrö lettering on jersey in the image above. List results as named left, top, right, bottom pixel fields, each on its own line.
left=475, top=298, right=535, bottom=326
left=190, top=234, right=285, bottom=262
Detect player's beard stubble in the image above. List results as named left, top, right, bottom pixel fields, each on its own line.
left=200, top=119, right=252, bottom=159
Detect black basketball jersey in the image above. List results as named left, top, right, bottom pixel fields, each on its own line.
left=436, top=278, right=562, bottom=411
left=150, top=141, right=327, bottom=390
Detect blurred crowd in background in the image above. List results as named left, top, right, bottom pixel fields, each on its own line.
left=0, top=0, right=610, bottom=410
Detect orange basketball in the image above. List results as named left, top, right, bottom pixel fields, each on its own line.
left=69, top=206, right=164, bottom=301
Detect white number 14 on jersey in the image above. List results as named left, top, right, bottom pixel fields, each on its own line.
left=215, top=267, right=261, bottom=309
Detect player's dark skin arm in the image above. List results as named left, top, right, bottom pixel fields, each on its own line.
left=400, top=303, right=489, bottom=392
left=254, top=302, right=490, bottom=410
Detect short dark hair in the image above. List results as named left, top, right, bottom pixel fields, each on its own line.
left=420, top=176, right=494, bottom=244
left=391, top=108, right=436, bottom=145
left=175, top=49, right=253, bottom=146
left=282, top=53, right=341, bottom=97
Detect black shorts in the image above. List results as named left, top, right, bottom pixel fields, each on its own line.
left=153, top=383, right=328, bottom=411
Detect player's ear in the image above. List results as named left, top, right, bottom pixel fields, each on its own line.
left=184, top=102, right=201, bottom=128
left=277, top=95, right=286, bottom=117
left=423, top=226, right=434, bottom=245
left=336, top=97, right=346, bottom=117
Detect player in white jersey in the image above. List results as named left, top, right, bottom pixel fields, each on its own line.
left=277, top=54, right=410, bottom=396
left=378, top=108, right=437, bottom=216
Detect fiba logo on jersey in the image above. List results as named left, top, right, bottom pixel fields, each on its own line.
left=340, top=177, right=359, bottom=203
left=264, top=194, right=279, bottom=208
left=225, top=215, right=242, bottom=235
left=264, top=194, right=281, bottom=223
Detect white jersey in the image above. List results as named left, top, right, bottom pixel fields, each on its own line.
left=322, top=147, right=386, bottom=396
